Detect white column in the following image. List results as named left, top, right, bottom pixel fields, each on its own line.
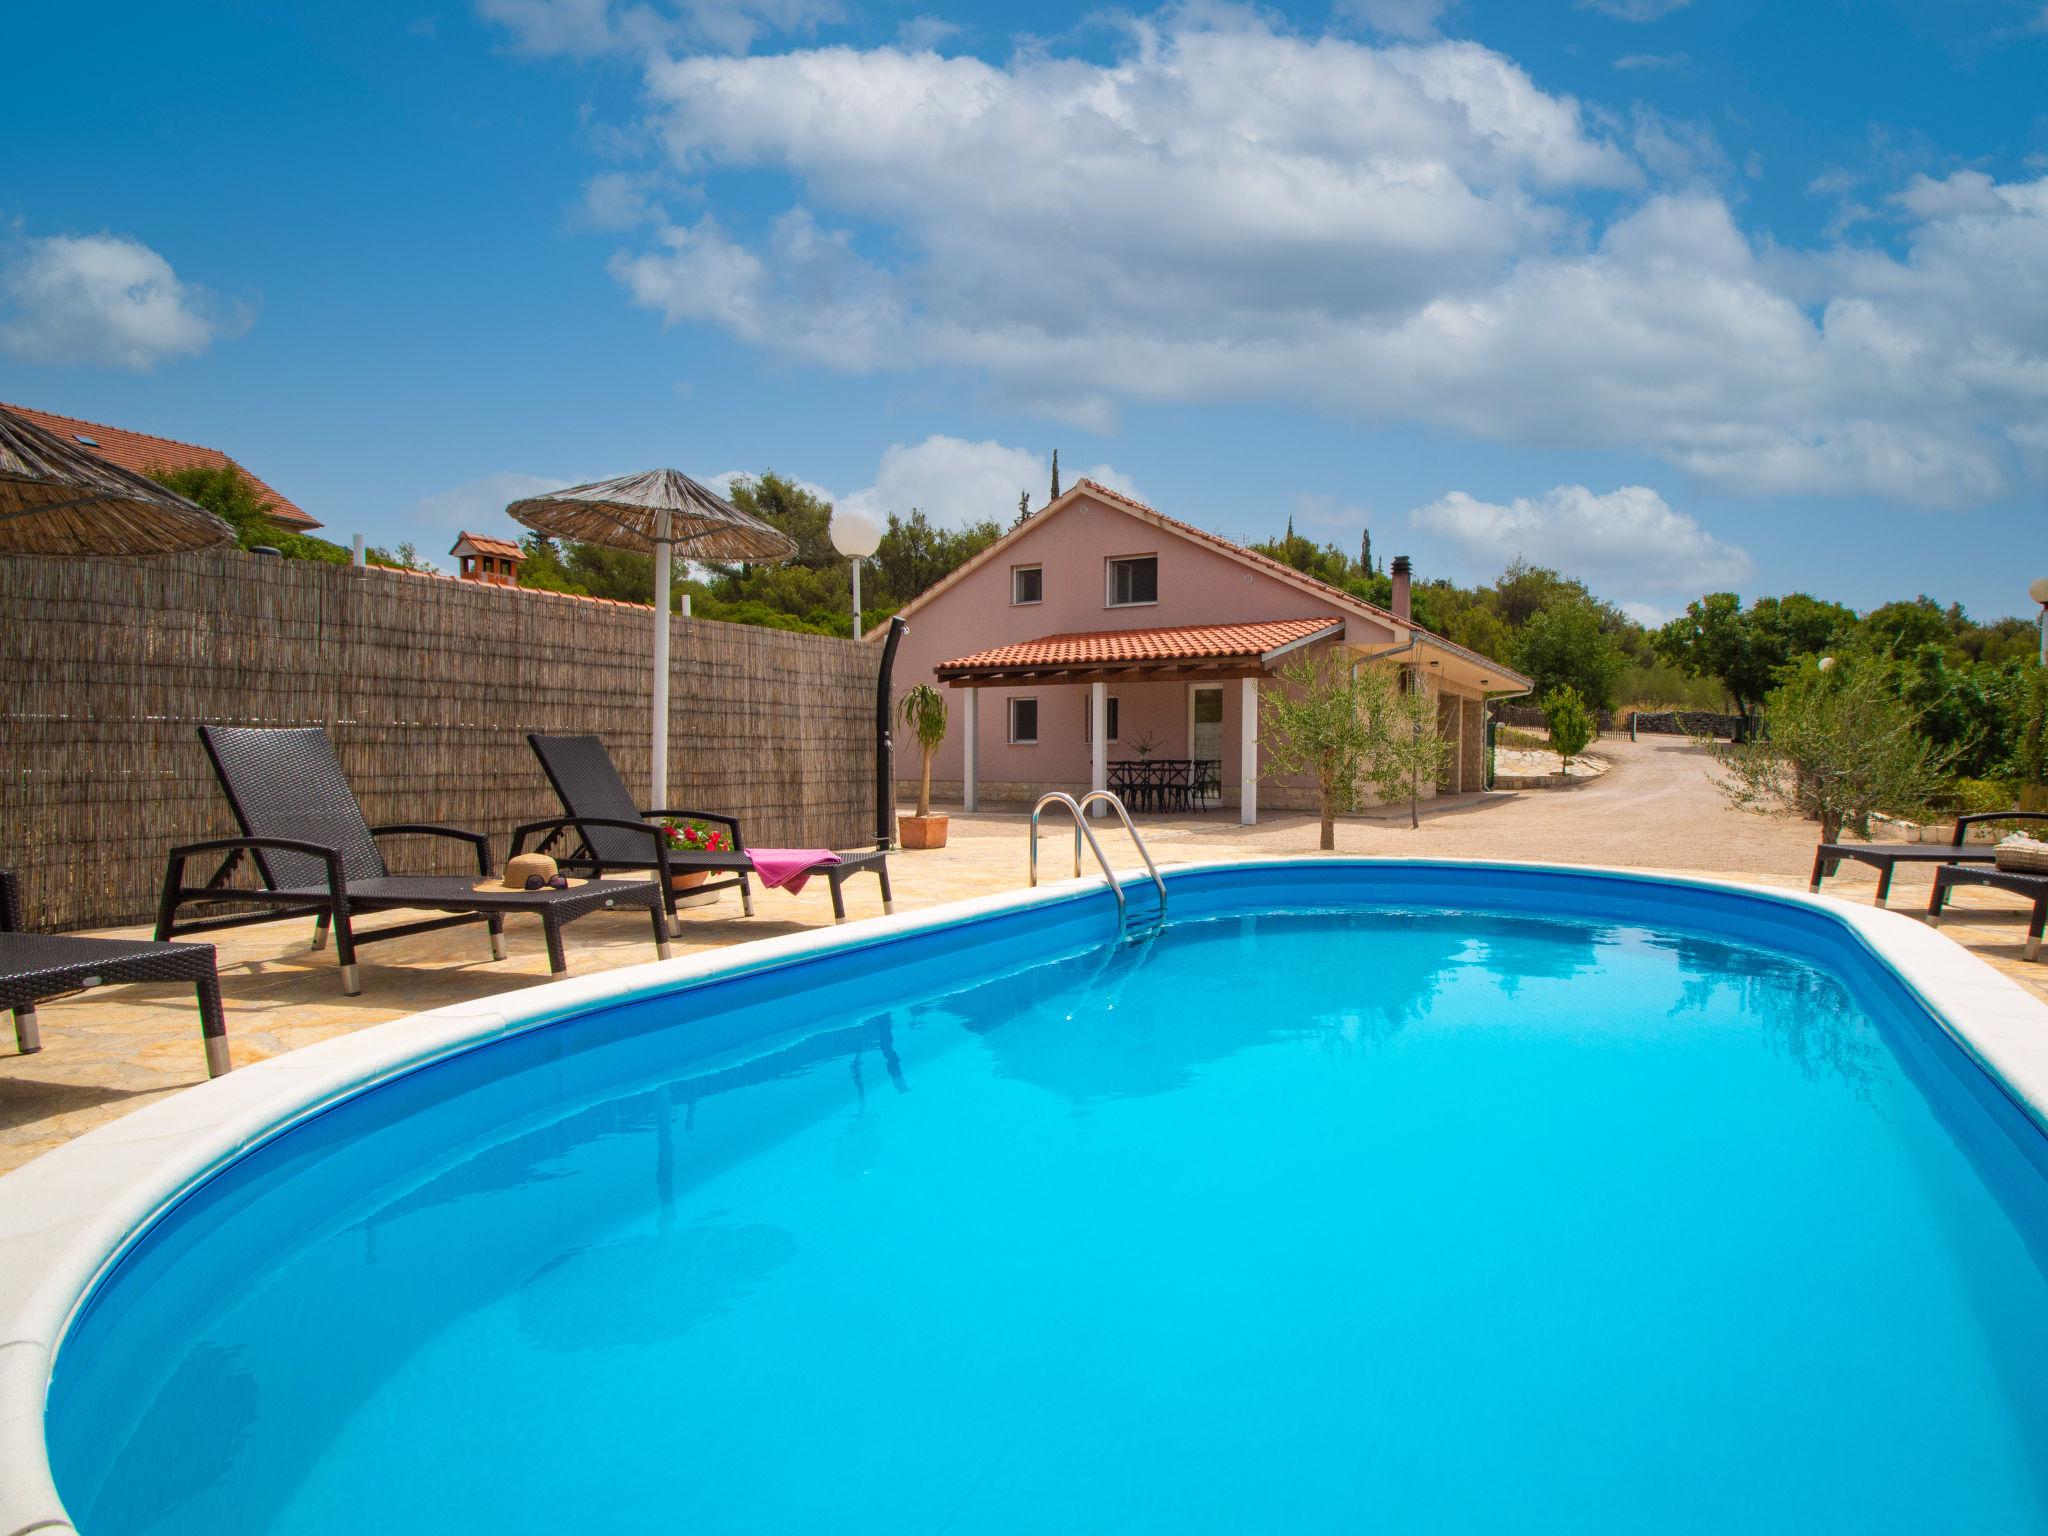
left=962, top=687, right=979, bottom=813
left=1089, top=681, right=1109, bottom=816
left=650, top=512, right=671, bottom=809
left=1239, top=675, right=1259, bottom=825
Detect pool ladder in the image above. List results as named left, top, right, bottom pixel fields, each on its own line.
left=1029, top=791, right=1168, bottom=938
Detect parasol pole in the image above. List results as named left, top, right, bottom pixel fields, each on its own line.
left=651, top=507, right=672, bottom=809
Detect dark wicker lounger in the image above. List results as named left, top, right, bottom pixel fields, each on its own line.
left=157, top=726, right=671, bottom=995
left=518, top=733, right=893, bottom=923
left=1810, top=811, right=2048, bottom=906
left=1927, top=865, right=2048, bottom=963
left=2, top=869, right=231, bottom=1077
left=521, top=732, right=755, bottom=918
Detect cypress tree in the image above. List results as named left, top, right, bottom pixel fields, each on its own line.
left=1015, top=489, right=1031, bottom=528
left=1049, top=449, right=1061, bottom=504
left=1360, top=528, right=1372, bottom=577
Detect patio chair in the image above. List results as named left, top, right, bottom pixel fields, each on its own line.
left=1926, top=864, right=2048, bottom=962
left=1809, top=811, right=2048, bottom=906
left=518, top=733, right=893, bottom=923
left=519, top=733, right=756, bottom=918
left=3, top=868, right=232, bottom=1077
left=157, top=726, right=671, bottom=995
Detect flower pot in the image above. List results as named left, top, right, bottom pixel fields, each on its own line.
left=667, top=869, right=719, bottom=909
left=898, top=813, right=949, bottom=849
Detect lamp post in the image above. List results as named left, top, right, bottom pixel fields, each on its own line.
left=831, top=512, right=882, bottom=639
left=2032, top=577, right=2048, bottom=668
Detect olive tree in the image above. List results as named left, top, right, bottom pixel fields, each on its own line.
left=1260, top=649, right=1377, bottom=851
left=1711, top=659, right=1946, bottom=844
left=1262, top=650, right=1452, bottom=845
left=1361, top=672, right=1454, bottom=830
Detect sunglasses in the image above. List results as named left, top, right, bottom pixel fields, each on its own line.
left=523, top=873, right=570, bottom=891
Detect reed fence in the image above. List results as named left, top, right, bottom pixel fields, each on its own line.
left=0, top=550, right=880, bottom=931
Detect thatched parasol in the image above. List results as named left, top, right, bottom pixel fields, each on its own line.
left=0, top=405, right=235, bottom=557
left=508, top=469, right=797, bottom=805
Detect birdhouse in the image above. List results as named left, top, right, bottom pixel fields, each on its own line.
left=451, top=532, right=523, bottom=587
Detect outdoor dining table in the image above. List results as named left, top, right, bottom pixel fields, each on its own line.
left=1107, top=758, right=1221, bottom=813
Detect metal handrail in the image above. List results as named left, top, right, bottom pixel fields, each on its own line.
left=1029, top=790, right=1168, bottom=931
left=1076, top=791, right=1169, bottom=914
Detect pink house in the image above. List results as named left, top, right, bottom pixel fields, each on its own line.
left=878, top=481, right=1530, bottom=823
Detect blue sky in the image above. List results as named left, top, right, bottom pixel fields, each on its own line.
left=4, top=0, right=2046, bottom=623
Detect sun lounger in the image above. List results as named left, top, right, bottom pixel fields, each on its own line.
left=1810, top=812, right=2048, bottom=906
left=156, top=726, right=670, bottom=995
left=518, top=733, right=891, bottom=922
left=3, top=868, right=232, bottom=1076
left=1927, top=864, right=2048, bottom=962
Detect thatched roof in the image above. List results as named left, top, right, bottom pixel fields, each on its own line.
left=507, top=469, right=795, bottom=562
left=0, top=406, right=235, bottom=558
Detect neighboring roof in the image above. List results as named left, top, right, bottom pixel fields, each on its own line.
left=936, top=617, right=1345, bottom=682
left=0, top=403, right=320, bottom=529
left=878, top=478, right=1530, bottom=689
left=452, top=531, right=523, bottom=560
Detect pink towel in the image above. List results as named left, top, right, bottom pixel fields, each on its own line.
left=748, top=848, right=841, bottom=894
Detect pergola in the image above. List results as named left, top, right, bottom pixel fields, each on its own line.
left=933, top=617, right=1346, bottom=824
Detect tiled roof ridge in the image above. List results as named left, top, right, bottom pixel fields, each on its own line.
left=4, top=400, right=232, bottom=460
left=2, top=401, right=319, bottom=530
left=1071, top=478, right=1529, bottom=684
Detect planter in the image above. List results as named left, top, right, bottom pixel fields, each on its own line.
left=898, top=813, right=949, bottom=850
left=667, top=869, right=720, bottom=909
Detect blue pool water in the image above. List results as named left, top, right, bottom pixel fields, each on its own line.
left=45, top=868, right=2048, bottom=1534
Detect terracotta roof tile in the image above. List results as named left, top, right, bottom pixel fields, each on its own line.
left=938, top=617, right=1343, bottom=675
left=452, top=531, right=523, bottom=560
left=1066, top=479, right=1529, bottom=684
left=2, top=403, right=321, bottom=530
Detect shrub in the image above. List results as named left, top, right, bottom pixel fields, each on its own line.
left=1541, top=686, right=1595, bottom=769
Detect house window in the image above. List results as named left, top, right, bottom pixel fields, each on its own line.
left=1009, top=697, right=1039, bottom=744
left=1012, top=565, right=1043, bottom=605
left=1083, top=696, right=1120, bottom=743
left=1107, top=555, right=1158, bottom=607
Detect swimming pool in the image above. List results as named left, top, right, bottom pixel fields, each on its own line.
left=5, top=861, right=2048, bottom=1534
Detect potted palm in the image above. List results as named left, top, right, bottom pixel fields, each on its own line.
left=898, top=682, right=950, bottom=849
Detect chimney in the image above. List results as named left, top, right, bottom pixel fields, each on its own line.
left=1390, top=555, right=1412, bottom=623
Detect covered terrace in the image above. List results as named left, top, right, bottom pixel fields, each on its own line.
left=933, top=617, right=1346, bottom=824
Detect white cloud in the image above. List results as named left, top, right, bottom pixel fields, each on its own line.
left=417, top=471, right=574, bottom=532
left=835, top=435, right=1136, bottom=529
left=581, top=9, right=2048, bottom=511
left=476, top=0, right=841, bottom=56
left=1614, top=51, right=1687, bottom=70
left=0, top=233, right=250, bottom=371
left=1578, top=0, right=1692, bottom=20
left=895, top=14, right=961, bottom=50
left=1410, top=484, right=1754, bottom=603
left=1335, top=0, right=1453, bottom=40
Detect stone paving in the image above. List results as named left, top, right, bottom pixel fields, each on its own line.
left=4, top=734, right=2043, bottom=1174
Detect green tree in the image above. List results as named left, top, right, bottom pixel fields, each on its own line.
left=1260, top=648, right=1378, bottom=851
left=1541, top=685, right=1595, bottom=769
left=1862, top=597, right=1953, bottom=657
left=869, top=509, right=1002, bottom=609
left=1516, top=597, right=1625, bottom=710
left=1713, top=659, right=1947, bottom=844
left=1049, top=449, right=1060, bottom=504
left=1656, top=593, right=1779, bottom=722
left=149, top=463, right=413, bottom=567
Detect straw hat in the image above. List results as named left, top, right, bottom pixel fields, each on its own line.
left=475, top=851, right=586, bottom=892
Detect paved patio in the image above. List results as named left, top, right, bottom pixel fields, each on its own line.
left=4, top=734, right=2043, bottom=1173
